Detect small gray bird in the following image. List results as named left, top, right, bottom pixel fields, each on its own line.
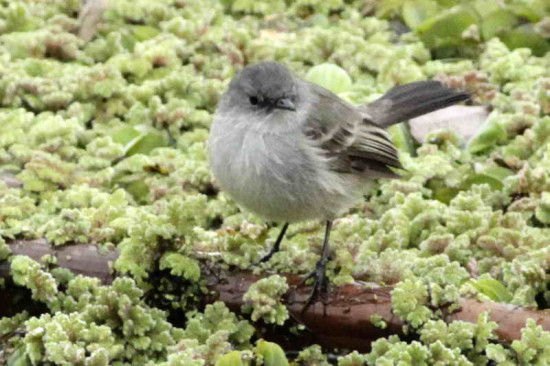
left=209, top=61, right=468, bottom=305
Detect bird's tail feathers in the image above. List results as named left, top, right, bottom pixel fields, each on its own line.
left=367, top=81, right=470, bottom=128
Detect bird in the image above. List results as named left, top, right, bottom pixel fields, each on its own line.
left=208, top=61, right=469, bottom=307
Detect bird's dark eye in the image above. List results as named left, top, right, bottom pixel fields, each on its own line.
left=249, top=96, right=259, bottom=105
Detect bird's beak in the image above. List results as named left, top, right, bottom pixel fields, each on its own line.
left=275, top=97, right=296, bottom=111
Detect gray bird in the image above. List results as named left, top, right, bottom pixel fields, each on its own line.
left=208, top=61, right=469, bottom=306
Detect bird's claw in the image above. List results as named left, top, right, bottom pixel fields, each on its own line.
left=247, top=247, right=278, bottom=270
left=248, top=223, right=289, bottom=269
left=258, top=246, right=278, bottom=264
left=293, top=258, right=330, bottom=314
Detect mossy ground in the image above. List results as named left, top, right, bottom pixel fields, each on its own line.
left=1, top=0, right=550, bottom=365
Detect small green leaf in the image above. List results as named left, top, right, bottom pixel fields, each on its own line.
left=468, top=117, right=507, bottom=154
left=416, top=6, right=478, bottom=49
left=427, top=178, right=460, bottom=204
left=471, top=0, right=502, bottom=18
left=111, top=126, right=141, bottom=145
left=462, top=166, right=514, bottom=191
left=215, top=351, right=244, bottom=366
left=462, top=174, right=503, bottom=190
left=124, top=180, right=150, bottom=202
left=306, top=63, right=352, bottom=94
left=402, top=0, right=438, bottom=30
left=468, top=278, right=513, bottom=303
left=125, top=131, right=167, bottom=156
left=255, top=340, right=289, bottom=366
left=499, top=26, right=550, bottom=57
left=131, top=25, right=161, bottom=41
left=508, top=3, right=544, bottom=22
left=480, top=10, right=519, bottom=40
left=481, top=166, right=515, bottom=182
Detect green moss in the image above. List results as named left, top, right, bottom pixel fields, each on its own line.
left=391, top=279, right=432, bottom=328
left=337, top=351, right=369, bottom=366
left=1, top=0, right=550, bottom=363
left=159, top=252, right=200, bottom=282
left=369, top=314, right=388, bottom=329
left=294, top=345, right=330, bottom=366
left=10, top=256, right=58, bottom=302
left=24, top=312, right=122, bottom=365
left=180, top=302, right=254, bottom=364
left=419, top=312, right=498, bottom=362
left=242, top=275, right=289, bottom=325
left=511, top=319, right=550, bottom=364
left=0, top=311, right=29, bottom=337
left=0, top=236, right=11, bottom=260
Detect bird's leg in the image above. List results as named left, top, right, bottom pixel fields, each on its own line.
left=258, top=222, right=289, bottom=263
left=300, top=220, right=333, bottom=313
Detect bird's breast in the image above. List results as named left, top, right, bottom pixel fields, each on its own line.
left=211, top=126, right=308, bottom=195
left=209, top=115, right=360, bottom=222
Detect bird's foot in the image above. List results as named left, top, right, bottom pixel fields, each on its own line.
left=247, top=247, right=279, bottom=270
left=257, top=245, right=279, bottom=264
left=294, top=257, right=330, bottom=314
left=249, top=223, right=289, bottom=269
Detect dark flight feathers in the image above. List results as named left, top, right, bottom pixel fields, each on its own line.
left=304, top=80, right=469, bottom=179
left=367, top=81, right=470, bottom=127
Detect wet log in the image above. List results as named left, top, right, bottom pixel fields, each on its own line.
left=1, top=240, right=549, bottom=351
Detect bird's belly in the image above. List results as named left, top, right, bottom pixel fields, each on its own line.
left=210, top=130, right=361, bottom=222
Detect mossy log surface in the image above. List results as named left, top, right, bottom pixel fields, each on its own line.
left=2, top=240, right=549, bottom=352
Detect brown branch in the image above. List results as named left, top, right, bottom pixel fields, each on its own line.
left=209, top=271, right=550, bottom=349
left=3, top=239, right=117, bottom=285
left=1, top=240, right=550, bottom=351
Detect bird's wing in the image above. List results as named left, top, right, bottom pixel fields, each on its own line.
left=303, top=83, right=402, bottom=179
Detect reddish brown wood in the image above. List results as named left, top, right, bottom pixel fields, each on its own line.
left=4, top=239, right=117, bottom=284
left=2, top=240, right=550, bottom=350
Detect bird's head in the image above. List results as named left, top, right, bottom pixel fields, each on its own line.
left=225, top=62, right=299, bottom=116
